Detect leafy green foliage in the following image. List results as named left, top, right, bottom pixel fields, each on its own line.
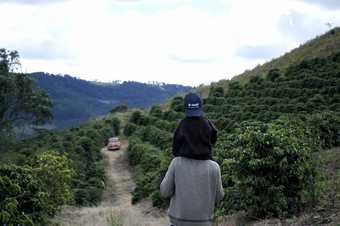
left=204, top=52, right=340, bottom=133
left=170, top=96, right=184, bottom=113
left=137, top=125, right=172, bottom=150
left=123, top=122, right=137, bottom=137
left=306, top=112, right=340, bottom=149
left=1, top=114, right=121, bottom=224
left=0, top=49, right=52, bottom=146
left=209, top=86, right=224, bottom=98
left=0, top=151, right=73, bottom=225
left=215, top=119, right=318, bottom=218
left=127, top=136, right=170, bottom=207
left=149, top=106, right=162, bottom=118
left=129, top=110, right=150, bottom=126
left=30, top=151, right=74, bottom=216
left=0, top=48, right=20, bottom=74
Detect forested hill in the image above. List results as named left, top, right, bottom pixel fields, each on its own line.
left=30, top=72, right=191, bottom=129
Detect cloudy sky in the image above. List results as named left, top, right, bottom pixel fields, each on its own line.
left=1, top=0, right=340, bottom=85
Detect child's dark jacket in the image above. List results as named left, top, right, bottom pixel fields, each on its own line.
left=172, top=116, right=217, bottom=160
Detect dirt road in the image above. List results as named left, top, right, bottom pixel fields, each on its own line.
left=53, top=141, right=169, bottom=226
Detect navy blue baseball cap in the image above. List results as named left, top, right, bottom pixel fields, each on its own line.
left=184, top=93, right=203, bottom=117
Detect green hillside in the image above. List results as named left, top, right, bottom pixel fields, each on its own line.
left=234, top=27, right=340, bottom=82
left=123, top=49, right=340, bottom=223
left=198, top=27, right=340, bottom=97
left=204, top=52, right=340, bottom=133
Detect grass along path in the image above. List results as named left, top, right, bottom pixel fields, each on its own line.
left=52, top=140, right=169, bottom=226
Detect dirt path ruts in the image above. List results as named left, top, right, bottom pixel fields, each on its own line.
left=52, top=140, right=169, bottom=226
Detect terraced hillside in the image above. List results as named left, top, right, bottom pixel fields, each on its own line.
left=123, top=50, right=340, bottom=225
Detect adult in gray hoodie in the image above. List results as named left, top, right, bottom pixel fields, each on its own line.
left=160, top=93, right=224, bottom=226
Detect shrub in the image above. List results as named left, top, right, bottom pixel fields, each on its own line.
left=267, top=68, right=282, bottom=82
left=0, top=151, right=73, bottom=225
left=85, top=129, right=101, bottom=145
left=111, top=117, right=121, bottom=136
left=154, top=119, right=173, bottom=132
left=0, top=165, right=43, bottom=226
left=129, top=111, right=150, bottom=125
left=127, top=138, right=148, bottom=166
left=163, top=110, right=184, bottom=121
left=124, top=123, right=137, bottom=136
left=31, top=151, right=74, bottom=216
left=307, top=111, right=340, bottom=149
left=138, top=126, right=172, bottom=150
left=149, top=105, right=163, bottom=118
left=209, top=86, right=224, bottom=98
left=127, top=137, right=171, bottom=206
left=215, top=119, right=319, bottom=218
left=170, top=96, right=184, bottom=112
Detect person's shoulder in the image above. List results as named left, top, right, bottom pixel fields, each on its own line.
left=170, top=157, right=183, bottom=165
left=169, top=157, right=189, bottom=169
left=172, top=156, right=195, bottom=165
left=207, top=160, right=221, bottom=170
left=172, top=156, right=189, bottom=162
left=172, top=157, right=181, bottom=162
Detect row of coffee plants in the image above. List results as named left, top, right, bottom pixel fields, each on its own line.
left=0, top=115, right=121, bottom=225
left=124, top=52, right=340, bottom=218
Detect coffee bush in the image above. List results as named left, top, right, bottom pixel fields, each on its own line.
left=215, top=119, right=318, bottom=218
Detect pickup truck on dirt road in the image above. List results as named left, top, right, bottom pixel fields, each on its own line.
left=107, top=137, right=121, bottom=151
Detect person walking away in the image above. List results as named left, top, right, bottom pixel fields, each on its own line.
left=160, top=93, right=224, bottom=226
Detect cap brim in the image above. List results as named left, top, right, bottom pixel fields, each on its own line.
left=186, top=109, right=203, bottom=117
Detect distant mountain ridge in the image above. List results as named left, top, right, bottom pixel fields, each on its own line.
left=30, top=72, right=192, bottom=129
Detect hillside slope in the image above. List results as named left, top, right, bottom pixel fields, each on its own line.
left=198, top=27, right=340, bottom=97
left=31, top=72, right=191, bottom=129
left=234, top=27, right=340, bottom=82
left=122, top=50, right=340, bottom=224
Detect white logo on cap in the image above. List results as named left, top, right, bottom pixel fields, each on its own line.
left=188, top=103, right=200, bottom=108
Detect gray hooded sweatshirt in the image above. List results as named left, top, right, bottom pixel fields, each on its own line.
left=160, top=157, right=224, bottom=226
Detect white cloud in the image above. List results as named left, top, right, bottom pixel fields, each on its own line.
left=1, top=0, right=340, bottom=85
left=295, top=0, right=340, bottom=10
left=0, top=0, right=66, bottom=4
